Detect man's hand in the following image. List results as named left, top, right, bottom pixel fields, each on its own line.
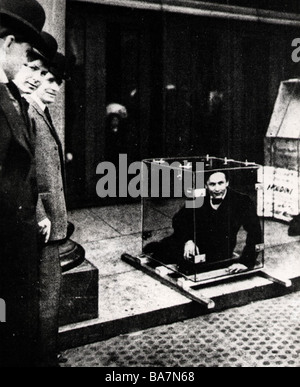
left=184, top=240, right=199, bottom=260
left=226, top=263, right=248, bottom=274
left=38, top=218, right=51, bottom=244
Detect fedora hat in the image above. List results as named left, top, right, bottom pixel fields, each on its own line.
left=0, top=0, right=45, bottom=48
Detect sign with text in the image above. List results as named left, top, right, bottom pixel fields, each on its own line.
left=258, top=166, right=299, bottom=221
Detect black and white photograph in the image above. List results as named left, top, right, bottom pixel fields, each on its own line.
left=0, top=0, right=300, bottom=370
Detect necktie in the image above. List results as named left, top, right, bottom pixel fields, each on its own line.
left=44, top=107, right=54, bottom=128
left=21, top=97, right=30, bottom=128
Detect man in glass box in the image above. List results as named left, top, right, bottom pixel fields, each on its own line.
left=145, top=170, right=262, bottom=275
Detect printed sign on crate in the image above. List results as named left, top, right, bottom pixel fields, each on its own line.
left=258, top=166, right=299, bottom=222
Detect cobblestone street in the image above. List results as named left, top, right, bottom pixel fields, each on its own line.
left=61, top=292, right=300, bottom=368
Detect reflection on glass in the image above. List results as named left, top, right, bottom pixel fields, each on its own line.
left=142, top=157, right=264, bottom=283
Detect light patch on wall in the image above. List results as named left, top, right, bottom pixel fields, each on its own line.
left=166, top=84, right=176, bottom=91
left=0, top=299, right=6, bottom=323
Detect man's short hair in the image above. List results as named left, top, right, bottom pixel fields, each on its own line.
left=27, top=48, right=49, bottom=66
left=48, top=52, right=69, bottom=84
left=205, top=170, right=229, bottom=184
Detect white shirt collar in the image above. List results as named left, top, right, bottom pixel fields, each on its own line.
left=30, top=92, right=46, bottom=112
left=210, top=189, right=228, bottom=209
left=0, top=66, right=9, bottom=84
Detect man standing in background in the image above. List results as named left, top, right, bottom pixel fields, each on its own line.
left=0, top=0, right=46, bottom=367
left=26, top=53, right=69, bottom=367
left=13, top=31, right=57, bottom=97
left=13, top=31, right=58, bottom=247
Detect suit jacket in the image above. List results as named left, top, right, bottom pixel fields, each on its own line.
left=0, top=84, right=38, bottom=223
left=173, top=188, right=262, bottom=268
left=27, top=98, right=68, bottom=242
left=0, top=83, right=39, bottom=366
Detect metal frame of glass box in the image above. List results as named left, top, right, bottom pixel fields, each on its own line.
left=122, top=156, right=292, bottom=309
left=141, top=156, right=264, bottom=283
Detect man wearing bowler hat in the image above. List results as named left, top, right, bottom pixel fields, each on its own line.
left=13, top=32, right=58, bottom=97
left=26, top=52, right=69, bottom=367
left=0, top=0, right=46, bottom=367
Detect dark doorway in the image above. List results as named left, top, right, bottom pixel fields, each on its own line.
left=65, top=3, right=163, bottom=209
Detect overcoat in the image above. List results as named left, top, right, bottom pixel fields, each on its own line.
left=144, top=188, right=262, bottom=273
left=173, top=188, right=263, bottom=268
left=27, top=97, right=68, bottom=242
left=0, top=83, right=39, bottom=367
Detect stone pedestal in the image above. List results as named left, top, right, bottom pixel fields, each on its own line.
left=59, top=259, right=99, bottom=326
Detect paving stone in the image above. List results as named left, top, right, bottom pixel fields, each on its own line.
left=82, top=235, right=141, bottom=278
left=90, top=204, right=142, bottom=235
left=98, top=270, right=189, bottom=323
left=61, top=207, right=300, bottom=367
left=92, top=203, right=171, bottom=235
left=264, top=221, right=300, bottom=247
left=68, top=209, right=120, bottom=243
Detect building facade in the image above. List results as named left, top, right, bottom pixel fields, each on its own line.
left=40, top=0, right=300, bottom=207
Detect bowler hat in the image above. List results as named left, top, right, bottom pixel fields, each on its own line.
left=39, top=31, right=58, bottom=62
left=0, top=0, right=45, bottom=48
left=49, top=52, right=68, bottom=82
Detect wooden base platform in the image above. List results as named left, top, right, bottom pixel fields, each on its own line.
left=121, top=254, right=292, bottom=310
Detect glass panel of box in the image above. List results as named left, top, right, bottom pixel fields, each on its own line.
left=142, top=156, right=264, bottom=283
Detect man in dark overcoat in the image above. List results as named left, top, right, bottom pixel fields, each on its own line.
left=175, top=171, right=263, bottom=274
left=26, top=53, right=68, bottom=367
left=0, top=0, right=46, bottom=367
left=145, top=171, right=262, bottom=276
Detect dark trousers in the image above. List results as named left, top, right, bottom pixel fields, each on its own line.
left=0, top=221, right=40, bottom=368
left=37, top=242, right=62, bottom=367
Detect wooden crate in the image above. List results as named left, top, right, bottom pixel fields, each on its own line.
left=263, top=79, right=300, bottom=220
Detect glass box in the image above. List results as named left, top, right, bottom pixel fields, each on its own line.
left=142, top=156, right=265, bottom=284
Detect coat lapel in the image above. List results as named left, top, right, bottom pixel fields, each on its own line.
left=28, top=98, right=63, bottom=149
left=28, top=98, right=66, bottom=191
left=0, top=84, right=34, bottom=157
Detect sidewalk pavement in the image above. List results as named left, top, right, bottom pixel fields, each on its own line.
left=60, top=291, right=300, bottom=367
left=59, top=203, right=300, bottom=358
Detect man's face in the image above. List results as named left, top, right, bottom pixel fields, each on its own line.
left=14, top=59, right=48, bottom=94
left=206, top=172, right=229, bottom=199
left=0, top=36, right=32, bottom=80
left=36, top=72, right=62, bottom=105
